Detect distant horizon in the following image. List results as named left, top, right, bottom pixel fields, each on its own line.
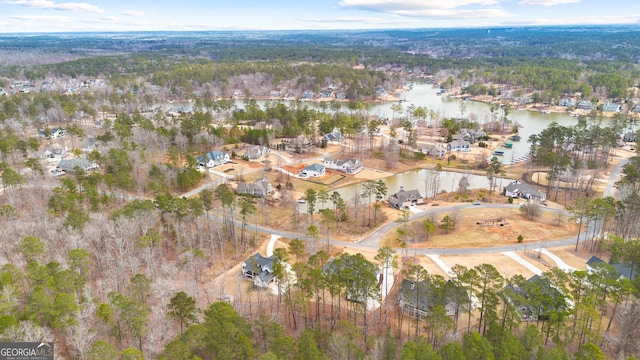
left=0, top=0, right=638, bottom=33
left=0, top=23, right=639, bottom=36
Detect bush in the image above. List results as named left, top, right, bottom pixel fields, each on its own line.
left=517, top=234, right=524, bottom=243
left=508, top=196, right=514, bottom=204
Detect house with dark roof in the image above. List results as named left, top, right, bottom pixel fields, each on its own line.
left=388, top=188, right=424, bottom=209
left=242, top=253, right=277, bottom=289
left=587, top=256, right=638, bottom=281
left=503, top=180, right=546, bottom=203
left=243, top=145, right=270, bottom=160
left=236, top=178, right=274, bottom=198
left=322, top=129, right=345, bottom=143
left=399, top=279, right=465, bottom=319
left=503, top=274, right=569, bottom=322
left=323, top=157, right=364, bottom=174
left=300, top=163, right=325, bottom=178
left=196, top=150, right=229, bottom=168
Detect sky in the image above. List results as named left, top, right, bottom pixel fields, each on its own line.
left=0, top=0, right=639, bottom=33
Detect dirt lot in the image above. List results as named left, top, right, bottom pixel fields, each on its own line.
left=439, top=253, right=538, bottom=279
left=381, top=206, right=578, bottom=248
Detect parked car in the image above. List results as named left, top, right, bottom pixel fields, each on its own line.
left=50, top=168, right=65, bottom=176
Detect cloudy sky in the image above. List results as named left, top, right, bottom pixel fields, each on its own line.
left=0, top=0, right=638, bottom=33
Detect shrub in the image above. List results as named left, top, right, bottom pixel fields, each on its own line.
left=517, top=234, right=524, bottom=243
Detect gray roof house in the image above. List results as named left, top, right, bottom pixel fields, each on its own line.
left=322, top=129, right=345, bottom=142
left=242, top=253, right=277, bottom=289
left=41, top=147, right=67, bottom=161
left=388, top=188, right=424, bottom=209
left=587, top=256, right=638, bottom=281
left=236, top=178, right=274, bottom=197
left=244, top=145, right=270, bottom=160
left=503, top=180, right=546, bottom=202
left=300, top=163, right=325, bottom=178
left=323, top=157, right=364, bottom=174
left=196, top=150, right=229, bottom=168
left=602, top=103, right=621, bottom=113
left=577, top=100, right=593, bottom=110
left=559, top=97, right=576, bottom=107
left=447, top=139, right=470, bottom=152
left=57, top=157, right=99, bottom=173
left=421, top=144, right=447, bottom=158
left=399, top=279, right=457, bottom=319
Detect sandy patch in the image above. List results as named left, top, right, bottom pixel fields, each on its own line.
left=541, top=245, right=590, bottom=270
left=438, top=253, right=538, bottom=280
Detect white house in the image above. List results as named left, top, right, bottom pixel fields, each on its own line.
left=41, top=147, right=67, bottom=162
left=196, top=150, right=229, bottom=168
left=503, top=180, right=546, bottom=203
left=323, top=157, right=364, bottom=174
left=447, top=139, right=470, bottom=152
left=300, top=163, right=325, bottom=178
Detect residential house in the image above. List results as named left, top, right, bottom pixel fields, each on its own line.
left=634, top=104, right=640, bottom=114
left=196, top=150, right=229, bottom=168
left=300, top=163, right=325, bottom=178
left=236, top=178, right=274, bottom=197
left=454, top=129, right=486, bottom=142
left=421, top=144, right=447, bottom=158
left=503, top=181, right=546, bottom=202
left=323, top=157, right=364, bottom=174
left=41, top=147, right=67, bottom=162
left=322, top=129, right=345, bottom=143
left=399, top=279, right=457, bottom=319
left=282, top=135, right=313, bottom=152
left=388, top=188, right=424, bottom=209
left=586, top=256, right=638, bottom=281
left=603, top=103, right=621, bottom=112
left=57, top=157, right=99, bottom=173
left=0, top=88, right=6, bottom=96
left=559, top=97, right=576, bottom=107
left=503, top=274, right=569, bottom=322
left=243, top=145, right=270, bottom=160
left=82, top=136, right=97, bottom=152
left=447, top=139, right=470, bottom=152
left=242, top=253, right=277, bottom=289
left=623, top=131, right=637, bottom=142
left=39, top=128, right=66, bottom=139
left=577, top=100, right=593, bottom=111
left=319, top=90, right=333, bottom=98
